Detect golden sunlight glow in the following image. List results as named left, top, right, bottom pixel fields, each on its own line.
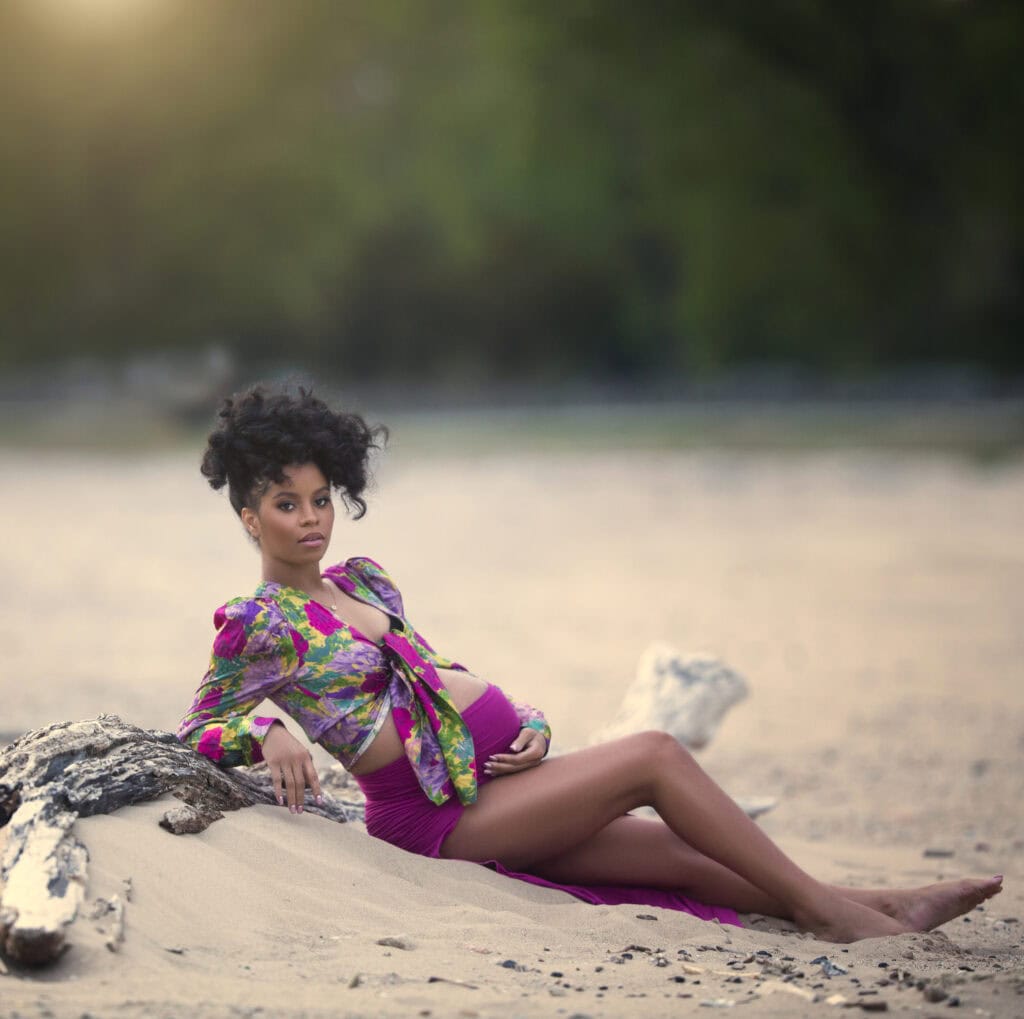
left=37, top=0, right=166, bottom=32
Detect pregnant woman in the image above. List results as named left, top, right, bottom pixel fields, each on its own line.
left=178, top=385, right=1002, bottom=943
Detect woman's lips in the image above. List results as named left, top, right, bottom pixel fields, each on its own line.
left=299, top=533, right=325, bottom=546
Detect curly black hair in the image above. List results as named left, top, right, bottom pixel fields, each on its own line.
left=200, top=385, right=387, bottom=519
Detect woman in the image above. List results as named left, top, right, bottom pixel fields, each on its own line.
left=178, top=385, right=1002, bottom=943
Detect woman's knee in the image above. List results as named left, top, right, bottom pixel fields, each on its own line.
left=626, top=730, right=695, bottom=776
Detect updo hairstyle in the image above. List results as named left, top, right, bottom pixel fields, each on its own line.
left=201, top=385, right=387, bottom=519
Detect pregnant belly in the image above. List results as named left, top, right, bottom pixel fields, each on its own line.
left=348, top=668, right=491, bottom=776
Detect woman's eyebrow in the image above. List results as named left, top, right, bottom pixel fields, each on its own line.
left=272, top=487, right=330, bottom=497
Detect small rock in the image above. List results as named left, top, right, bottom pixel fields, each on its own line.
left=811, top=955, right=848, bottom=978
left=499, top=959, right=527, bottom=972
left=159, top=803, right=224, bottom=835
left=974, top=841, right=991, bottom=852
left=636, top=914, right=658, bottom=921
left=857, top=1001, right=889, bottom=1012
left=923, top=985, right=948, bottom=1003
left=947, top=995, right=960, bottom=1007
left=376, top=935, right=414, bottom=950
left=923, top=848, right=955, bottom=858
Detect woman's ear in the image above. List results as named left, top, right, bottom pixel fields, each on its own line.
left=240, top=507, right=260, bottom=540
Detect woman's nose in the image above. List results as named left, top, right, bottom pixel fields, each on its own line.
left=300, top=501, right=318, bottom=524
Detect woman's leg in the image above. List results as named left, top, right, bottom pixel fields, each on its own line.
left=441, top=732, right=999, bottom=942
left=529, top=813, right=788, bottom=915
left=527, top=814, right=1003, bottom=931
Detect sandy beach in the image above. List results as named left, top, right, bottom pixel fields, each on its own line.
left=2, top=437, right=1022, bottom=1016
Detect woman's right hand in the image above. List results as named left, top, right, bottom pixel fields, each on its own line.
left=262, top=723, right=322, bottom=813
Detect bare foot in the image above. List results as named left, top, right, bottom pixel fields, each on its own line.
left=794, top=895, right=911, bottom=944
left=890, top=876, right=1003, bottom=932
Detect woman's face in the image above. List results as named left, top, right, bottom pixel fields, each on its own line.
left=241, top=462, right=335, bottom=570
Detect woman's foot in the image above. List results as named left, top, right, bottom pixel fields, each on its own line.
left=886, top=876, right=1004, bottom=932
left=794, top=894, right=911, bottom=943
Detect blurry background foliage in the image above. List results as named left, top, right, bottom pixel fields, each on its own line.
left=0, top=0, right=1021, bottom=388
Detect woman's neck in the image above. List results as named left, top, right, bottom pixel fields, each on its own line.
left=261, top=559, right=326, bottom=597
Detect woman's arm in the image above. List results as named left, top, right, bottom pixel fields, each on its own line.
left=508, top=696, right=552, bottom=754
left=482, top=695, right=551, bottom=777
left=176, top=599, right=302, bottom=767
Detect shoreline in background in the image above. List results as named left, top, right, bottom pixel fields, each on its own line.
left=2, top=391, right=1022, bottom=461
left=2, top=351, right=1021, bottom=457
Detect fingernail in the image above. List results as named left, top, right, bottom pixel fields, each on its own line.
left=277, top=795, right=284, bottom=806
left=316, top=794, right=324, bottom=805
left=290, top=805, right=297, bottom=814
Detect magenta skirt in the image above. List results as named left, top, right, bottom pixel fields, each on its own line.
left=355, top=684, right=741, bottom=927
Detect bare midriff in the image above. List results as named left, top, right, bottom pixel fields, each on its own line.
left=323, top=579, right=491, bottom=777
left=347, top=666, right=489, bottom=776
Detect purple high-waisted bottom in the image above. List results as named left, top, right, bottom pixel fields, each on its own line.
left=355, top=683, right=741, bottom=927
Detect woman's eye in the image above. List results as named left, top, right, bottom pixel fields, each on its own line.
left=315, top=496, right=331, bottom=507
left=276, top=501, right=295, bottom=511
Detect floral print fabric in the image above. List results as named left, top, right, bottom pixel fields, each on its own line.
left=177, top=557, right=551, bottom=806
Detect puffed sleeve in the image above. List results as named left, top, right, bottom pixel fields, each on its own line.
left=508, top=696, right=552, bottom=755
left=340, top=556, right=405, bottom=617
left=177, top=598, right=304, bottom=767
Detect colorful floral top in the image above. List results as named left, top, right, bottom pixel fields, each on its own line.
left=177, top=557, right=551, bottom=806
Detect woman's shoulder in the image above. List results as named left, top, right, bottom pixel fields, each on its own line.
left=210, top=594, right=299, bottom=662
left=332, top=555, right=394, bottom=582
left=327, top=557, right=404, bottom=611
left=212, top=593, right=289, bottom=633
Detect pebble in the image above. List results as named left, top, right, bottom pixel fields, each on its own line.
left=923, top=848, right=955, bottom=858
left=811, top=955, right=848, bottom=978
left=923, top=985, right=948, bottom=1002
left=376, top=935, right=414, bottom=950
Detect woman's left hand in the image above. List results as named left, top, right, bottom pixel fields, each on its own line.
left=484, top=728, right=548, bottom=777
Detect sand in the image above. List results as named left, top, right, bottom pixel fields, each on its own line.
left=1, top=442, right=1023, bottom=1016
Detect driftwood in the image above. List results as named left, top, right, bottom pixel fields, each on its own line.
left=0, top=715, right=362, bottom=966
left=0, top=649, right=756, bottom=968
left=589, top=644, right=749, bottom=749
left=587, top=645, right=776, bottom=821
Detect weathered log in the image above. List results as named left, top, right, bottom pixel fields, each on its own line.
left=0, top=715, right=362, bottom=966
left=586, top=645, right=775, bottom=820
left=589, top=644, right=749, bottom=750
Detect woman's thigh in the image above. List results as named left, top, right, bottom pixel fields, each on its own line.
left=439, top=732, right=680, bottom=869
left=529, top=813, right=698, bottom=887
